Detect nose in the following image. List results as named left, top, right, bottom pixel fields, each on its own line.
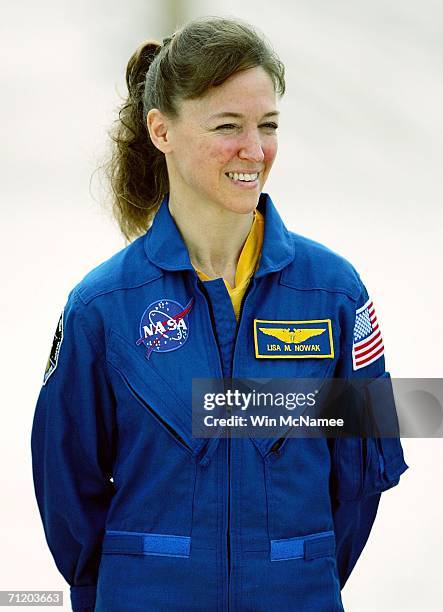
left=238, top=130, right=265, bottom=163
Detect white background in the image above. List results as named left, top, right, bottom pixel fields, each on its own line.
left=1, top=1, right=442, bottom=610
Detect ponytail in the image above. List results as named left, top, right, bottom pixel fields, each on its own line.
left=100, top=40, right=169, bottom=242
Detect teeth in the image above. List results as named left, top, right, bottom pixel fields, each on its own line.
left=227, top=172, right=259, bottom=182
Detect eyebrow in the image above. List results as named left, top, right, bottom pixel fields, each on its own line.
left=208, top=111, right=280, bottom=120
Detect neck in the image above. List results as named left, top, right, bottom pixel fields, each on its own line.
left=168, top=192, right=255, bottom=287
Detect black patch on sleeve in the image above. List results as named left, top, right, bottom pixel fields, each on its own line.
left=43, top=310, right=64, bottom=385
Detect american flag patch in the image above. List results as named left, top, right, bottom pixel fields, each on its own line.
left=352, top=298, right=384, bottom=370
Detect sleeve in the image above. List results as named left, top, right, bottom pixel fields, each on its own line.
left=329, top=278, right=408, bottom=589
left=31, top=290, right=116, bottom=612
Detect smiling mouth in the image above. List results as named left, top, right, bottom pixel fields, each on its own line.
left=225, top=171, right=260, bottom=183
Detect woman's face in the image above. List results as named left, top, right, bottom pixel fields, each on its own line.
left=159, top=66, right=279, bottom=215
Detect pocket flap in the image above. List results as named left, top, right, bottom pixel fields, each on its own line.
left=331, top=373, right=408, bottom=500
left=365, top=373, right=408, bottom=490
left=107, top=330, right=205, bottom=455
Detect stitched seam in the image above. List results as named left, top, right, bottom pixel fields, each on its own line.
left=106, top=361, right=195, bottom=457
left=279, top=281, right=359, bottom=301
left=107, top=330, right=199, bottom=447
left=78, top=273, right=164, bottom=305
left=72, top=289, right=105, bottom=358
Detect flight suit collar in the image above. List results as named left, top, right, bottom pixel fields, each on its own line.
left=144, top=192, right=295, bottom=276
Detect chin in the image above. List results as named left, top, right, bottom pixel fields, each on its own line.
left=218, top=193, right=260, bottom=215
left=223, top=202, right=258, bottom=216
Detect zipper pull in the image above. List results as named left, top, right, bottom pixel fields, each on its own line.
left=270, top=437, right=285, bottom=455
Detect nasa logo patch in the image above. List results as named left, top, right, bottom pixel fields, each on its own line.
left=43, top=310, right=64, bottom=384
left=136, top=298, right=194, bottom=359
left=254, top=319, right=334, bottom=358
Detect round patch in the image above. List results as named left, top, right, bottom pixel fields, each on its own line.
left=136, top=298, right=194, bottom=359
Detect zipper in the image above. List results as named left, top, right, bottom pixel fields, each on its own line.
left=227, top=428, right=231, bottom=611
left=270, top=437, right=285, bottom=455
left=196, top=274, right=257, bottom=612
left=228, top=277, right=256, bottom=611
left=230, top=278, right=256, bottom=375
left=194, top=277, right=230, bottom=610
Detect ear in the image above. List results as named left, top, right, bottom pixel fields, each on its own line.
left=146, top=109, right=172, bottom=154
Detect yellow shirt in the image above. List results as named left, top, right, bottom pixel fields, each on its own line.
left=194, top=209, right=264, bottom=320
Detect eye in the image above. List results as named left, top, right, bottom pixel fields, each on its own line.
left=215, top=124, right=237, bottom=130
left=215, top=122, right=279, bottom=131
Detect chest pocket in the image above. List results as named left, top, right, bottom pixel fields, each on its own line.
left=255, top=374, right=407, bottom=559
left=107, top=329, right=203, bottom=455
left=105, top=329, right=201, bottom=537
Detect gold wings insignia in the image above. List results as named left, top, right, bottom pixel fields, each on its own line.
left=259, top=327, right=326, bottom=344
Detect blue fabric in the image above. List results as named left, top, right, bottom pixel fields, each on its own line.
left=103, top=530, right=191, bottom=558
left=31, top=192, right=408, bottom=611
left=332, top=493, right=381, bottom=588
left=70, top=585, right=96, bottom=610
left=271, top=530, right=335, bottom=561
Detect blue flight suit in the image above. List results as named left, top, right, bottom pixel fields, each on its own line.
left=31, top=192, right=408, bottom=611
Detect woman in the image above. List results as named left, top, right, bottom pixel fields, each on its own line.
left=31, top=16, right=408, bottom=612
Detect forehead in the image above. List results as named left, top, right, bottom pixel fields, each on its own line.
left=180, top=66, right=277, bottom=119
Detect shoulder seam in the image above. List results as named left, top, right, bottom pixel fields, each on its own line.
left=76, top=272, right=164, bottom=305
left=71, top=288, right=105, bottom=357
left=285, top=234, right=362, bottom=301
left=279, top=278, right=361, bottom=301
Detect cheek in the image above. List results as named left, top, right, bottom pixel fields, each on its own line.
left=211, top=140, right=240, bottom=166
left=263, top=140, right=278, bottom=165
left=191, top=137, right=277, bottom=171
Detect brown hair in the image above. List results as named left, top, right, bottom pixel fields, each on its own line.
left=98, top=16, right=286, bottom=242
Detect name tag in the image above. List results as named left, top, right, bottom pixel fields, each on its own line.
left=254, top=319, right=334, bottom=359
